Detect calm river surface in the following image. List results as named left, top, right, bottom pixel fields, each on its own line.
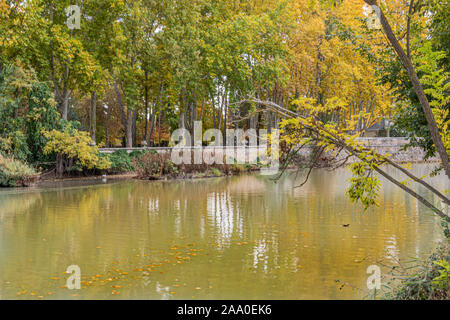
left=0, top=165, right=447, bottom=299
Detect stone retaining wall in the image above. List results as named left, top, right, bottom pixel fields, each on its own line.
left=99, top=138, right=438, bottom=163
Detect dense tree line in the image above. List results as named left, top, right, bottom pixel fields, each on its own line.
left=1, top=0, right=404, bottom=149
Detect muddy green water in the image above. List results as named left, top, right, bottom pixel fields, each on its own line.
left=0, top=165, right=447, bottom=299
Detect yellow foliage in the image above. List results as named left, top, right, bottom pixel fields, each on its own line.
left=43, top=126, right=111, bottom=170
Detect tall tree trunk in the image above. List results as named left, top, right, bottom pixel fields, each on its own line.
left=158, top=112, right=161, bottom=147
left=213, top=103, right=217, bottom=130
left=60, top=90, right=70, bottom=120
left=147, top=115, right=156, bottom=147
left=364, top=0, right=450, bottom=178
left=126, top=108, right=133, bottom=148
left=105, top=104, right=110, bottom=147
left=90, top=91, right=97, bottom=144
left=113, top=80, right=133, bottom=148
left=132, top=108, right=137, bottom=147
left=144, top=71, right=148, bottom=141
left=223, top=98, right=228, bottom=146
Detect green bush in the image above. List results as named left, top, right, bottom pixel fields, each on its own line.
left=383, top=244, right=449, bottom=300
left=109, top=150, right=135, bottom=173
left=107, top=150, right=151, bottom=174
left=129, top=150, right=147, bottom=159
left=0, top=64, right=60, bottom=164
left=0, top=154, right=38, bottom=187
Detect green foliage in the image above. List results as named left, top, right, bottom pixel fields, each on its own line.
left=107, top=150, right=150, bottom=173
left=346, top=162, right=381, bottom=209
left=431, top=259, right=450, bottom=291
left=209, top=167, right=223, bottom=177
left=26, top=82, right=61, bottom=163
left=383, top=244, right=450, bottom=300
left=378, top=1, right=450, bottom=161
left=109, top=150, right=135, bottom=173
left=0, top=154, right=37, bottom=187
left=0, top=64, right=32, bottom=161
left=0, top=63, right=61, bottom=163
left=0, top=130, right=30, bottom=162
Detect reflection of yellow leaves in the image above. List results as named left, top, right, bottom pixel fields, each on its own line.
left=17, top=289, right=27, bottom=296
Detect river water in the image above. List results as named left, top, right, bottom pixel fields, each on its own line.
left=0, top=165, right=447, bottom=299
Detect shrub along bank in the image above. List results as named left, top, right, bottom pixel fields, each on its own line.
left=0, top=154, right=38, bottom=187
